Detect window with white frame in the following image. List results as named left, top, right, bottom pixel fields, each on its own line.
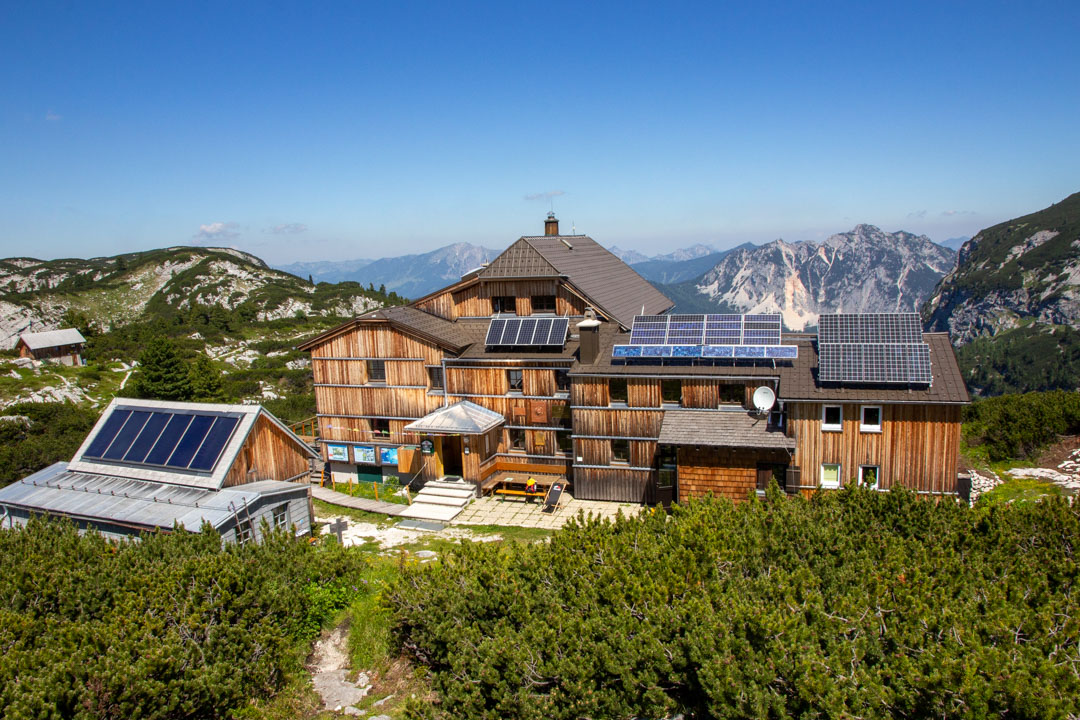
left=860, top=405, right=882, bottom=432
left=236, top=519, right=254, bottom=545
left=820, top=463, right=841, bottom=489
left=822, top=405, right=843, bottom=431
left=272, top=504, right=289, bottom=530
left=859, top=465, right=880, bottom=489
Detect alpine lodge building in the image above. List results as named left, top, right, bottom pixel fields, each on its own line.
left=299, top=215, right=969, bottom=505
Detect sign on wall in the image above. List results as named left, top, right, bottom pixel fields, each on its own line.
left=326, top=444, right=349, bottom=462
left=353, top=445, right=376, bottom=464
left=379, top=446, right=399, bottom=466
left=420, top=439, right=434, bottom=455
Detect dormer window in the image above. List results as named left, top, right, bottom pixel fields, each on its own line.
left=531, top=295, right=556, bottom=314
left=492, top=296, right=516, bottom=315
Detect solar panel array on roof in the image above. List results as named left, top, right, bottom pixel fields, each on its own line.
left=817, top=313, right=923, bottom=345
left=627, top=314, right=782, bottom=346
left=816, top=313, right=932, bottom=384
left=82, top=407, right=241, bottom=473
left=484, top=317, right=569, bottom=347
left=614, top=313, right=796, bottom=361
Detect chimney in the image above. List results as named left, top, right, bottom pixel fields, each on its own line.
left=577, top=308, right=601, bottom=365
left=545, top=212, right=559, bottom=236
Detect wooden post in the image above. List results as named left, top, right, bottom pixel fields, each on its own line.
left=348, top=477, right=353, bottom=496
left=406, top=486, right=412, bottom=505
left=374, top=482, right=379, bottom=502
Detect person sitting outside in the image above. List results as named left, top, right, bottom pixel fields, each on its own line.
left=526, top=477, right=538, bottom=503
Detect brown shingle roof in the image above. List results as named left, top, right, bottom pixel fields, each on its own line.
left=659, top=410, right=796, bottom=449
left=297, top=305, right=475, bottom=353
left=479, top=235, right=674, bottom=329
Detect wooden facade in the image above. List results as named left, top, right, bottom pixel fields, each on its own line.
left=224, top=414, right=313, bottom=487
left=786, top=402, right=963, bottom=496
left=414, top=279, right=590, bottom=321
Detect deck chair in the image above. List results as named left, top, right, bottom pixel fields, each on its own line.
left=541, top=482, right=565, bottom=514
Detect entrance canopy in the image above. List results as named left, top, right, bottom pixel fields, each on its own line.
left=404, top=401, right=505, bottom=435
left=659, top=410, right=795, bottom=450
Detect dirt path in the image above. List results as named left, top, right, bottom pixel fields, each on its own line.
left=308, top=619, right=372, bottom=716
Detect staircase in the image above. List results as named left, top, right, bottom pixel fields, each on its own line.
left=397, top=479, right=475, bottom=522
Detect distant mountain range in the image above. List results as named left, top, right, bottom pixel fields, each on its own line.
left=278, top=243, right=499, bottom=298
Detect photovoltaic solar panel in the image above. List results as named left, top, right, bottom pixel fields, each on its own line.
left=167, top=415, right=216, bottom=468
left=818, top=343, right=931, bottom=384
left=484, top=318, right=506, bottom=345
left=101, top=410, right=152, bottom=460
left=84, top=409, right=131, bottom=458
left=817, top=313, right=923, bottom=345
left=615, top=313, right=794, bottom=362
left=83, top=407, right=242, bottom=473
left=123, top=412, right=172, bottom=463
left=485, top=317, right=570, bottom=347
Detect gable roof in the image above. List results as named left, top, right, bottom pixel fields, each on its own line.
left=403, top=400, right=505, bottom=435
left=483, top=235, right=673, bottom=329
left=18, top=328, right=86, bottom=350
left=297, top=305, right=473, bottom=353
left=66, top=398, right=317, bottom=490
left=659, top=410, right=796, bottom=450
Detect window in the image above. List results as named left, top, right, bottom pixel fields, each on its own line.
left=508, top=428, right=526, bottom=451
left=531, top=295, right=556, bottom=314
left=371, top=418, right=390, bottom=438
left=611, top=439, right=630, bottom=464
left=820, top=463, right=841, bottom=489
left=719, top=384, right=743, bottom=405
left=236, top=520, right=254, bottom=545
left=556, top=430, right=572, bottom=454
left=492, top=296, right=516, bottom=314
left=822, top=405, right=842, bottom=431
left=554, top=369, right=570, bottom=393
left=769, top=406, right=785, bottom=429
left=860, top=406, right=882, bottom=433
left=859, top=465, right=880, bottom=490
left=272, top=504, right=289, bottom=530
left=657, top=445, right=677, bottom=489
left=427, top=366, right=444, bottom=391
left=609, top=378, right=628, bottom=404
left=506, top=369, right=524, bottom=393
left=366, top=359, right=386, bottom=384
left=661, top=379, right=682, bottom=405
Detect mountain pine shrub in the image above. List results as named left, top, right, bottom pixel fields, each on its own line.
left=390, top=485, right=1080, bottom=719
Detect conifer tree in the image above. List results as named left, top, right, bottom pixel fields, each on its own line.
left=188, top=353, right=225, bottom=402
left=132, top=336, right=192, bottom=400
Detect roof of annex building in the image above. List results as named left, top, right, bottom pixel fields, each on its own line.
left=18, top=328, right=86, bottom=350
left=65, top=398, right=317, bottom=491
left=0, top=462, right=307, bottom=533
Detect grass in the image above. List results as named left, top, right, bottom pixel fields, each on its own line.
left=312, top=499, right=397, bottom=527
left=978, top=475, right=1065, bottom=507
left=461, top=523, right=554, bottom=544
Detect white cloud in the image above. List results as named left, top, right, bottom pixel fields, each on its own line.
left=907, top=210, right=927, bottom=219
left=45, top=110, right=61, bottom=122
left=194, top=221, right=240, bottom=243
left=941, top=209, right=975, bottom=217
left=524, top=190, right=566, bottom=201
left=269, top=223, right=308, bottom=235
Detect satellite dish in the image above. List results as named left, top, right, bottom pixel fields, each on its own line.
left=752, top=386, right=776, bottom=415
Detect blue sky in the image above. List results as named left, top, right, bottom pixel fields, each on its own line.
left=1, top=1, right=1078, bottom=263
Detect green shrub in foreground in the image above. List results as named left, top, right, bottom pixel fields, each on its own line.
left=963, top=389, right=1080, bottom=460
left=0, top=519, right=367, bottom=719
left=389, top=486, right=1080, bottom=720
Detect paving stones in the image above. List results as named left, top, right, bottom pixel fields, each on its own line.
left=453, top=493, right=642, bottom=530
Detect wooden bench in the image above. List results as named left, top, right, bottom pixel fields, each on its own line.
left=494, top=488, right=547, bottom=502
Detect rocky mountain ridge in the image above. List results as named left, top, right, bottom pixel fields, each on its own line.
left=688, top=225, right=955, bottom=330
left=923, top=192, right=1080, bottom=345
left=0, top=247, right=386, bottom=348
